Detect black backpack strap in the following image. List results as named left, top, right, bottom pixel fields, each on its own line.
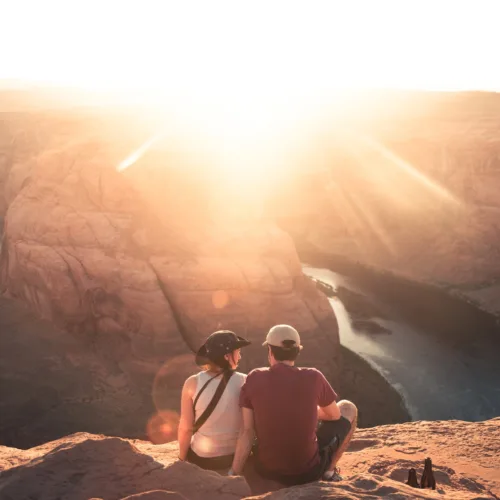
left=193, top=371, right=234, bottom=433
left=193, top=372, right=222, bottom=410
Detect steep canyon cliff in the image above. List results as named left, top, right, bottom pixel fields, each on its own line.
left=0, top=109, right=340, bottom=447
left=274, top=91, right=500, bottom=318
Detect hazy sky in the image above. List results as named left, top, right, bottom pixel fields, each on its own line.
left=2, top=0, right=499, bottom=97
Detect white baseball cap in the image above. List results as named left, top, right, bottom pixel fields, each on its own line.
left=263, top=324, right=302, bottom=348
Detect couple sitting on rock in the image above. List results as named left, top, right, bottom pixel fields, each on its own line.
left=177, top=325, right=358, bottom=486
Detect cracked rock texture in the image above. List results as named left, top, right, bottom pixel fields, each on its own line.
left=0, top=433, right=250, bottom=500
left=0, top=119, right=340, bottom=447
left=0, top=418, right=498, bottom=499
left=0, top=295, right=166, bottom=448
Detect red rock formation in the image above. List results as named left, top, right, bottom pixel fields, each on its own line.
left=0, top=129, right=340, bottom=446
left=0, top=294, right=174, bottom=449
left=0, top=418, right=498, bottom=499
left=1, top=139, right=339, bottom=369
left=0, top=433, right=250, bottom=500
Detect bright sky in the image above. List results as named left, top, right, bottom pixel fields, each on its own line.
left=2, top=0, right=500, bottom=96
left=3, top=1, right=498, bottom=211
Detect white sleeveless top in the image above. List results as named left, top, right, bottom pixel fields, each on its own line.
left=191, top=371, right=246, bottom=458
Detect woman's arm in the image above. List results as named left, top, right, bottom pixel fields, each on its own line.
left=178, top=376, right=196, bottom=460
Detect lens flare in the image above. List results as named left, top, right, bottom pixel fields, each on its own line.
left=212, top=290, right=229, bottom=309
left=146, top=410, right=179, bottom=444
left=149, top=353, right=198, bottom=444
left=152, top=353, right=198, bottom=416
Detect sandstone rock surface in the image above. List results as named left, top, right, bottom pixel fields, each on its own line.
left=0, top=433, right=250, bottom=500
left=0, top=295, right=170, bottom=449
left=338, top=418, right=500, bottom=499
left=0, top=418, right=498, bottom=499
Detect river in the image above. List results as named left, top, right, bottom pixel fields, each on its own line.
left=303, top=265, right=500, bottom=422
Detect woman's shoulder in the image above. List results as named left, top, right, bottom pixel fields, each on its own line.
left=183, top=372, right=201, bottom=395
left=186, top=372, right=203, bottom=382
left=232, top=371, right=247, bottom=384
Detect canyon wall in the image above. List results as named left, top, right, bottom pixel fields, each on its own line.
left=0, top=109, right=340, bottom=447
left=275, top=91, right=500, bottom=319
left=3, top=90, right=500, bottom=447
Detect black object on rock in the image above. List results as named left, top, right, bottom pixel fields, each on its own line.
left=420, top=457, right=436, bottom=490
left=406, top=468, right=420, bottom=488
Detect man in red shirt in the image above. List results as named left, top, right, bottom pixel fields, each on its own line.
left=229, top=324, right=357, bottom=485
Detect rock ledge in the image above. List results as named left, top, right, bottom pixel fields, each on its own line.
left=1, top=418, right=498, bottom=499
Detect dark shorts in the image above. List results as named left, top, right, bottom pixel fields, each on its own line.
left=186, top=447, right=234, bottom=471
left=255, top=417, right=352, bottom=486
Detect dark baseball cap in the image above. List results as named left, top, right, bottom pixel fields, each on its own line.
left=195, top=330, right=251, bottom=366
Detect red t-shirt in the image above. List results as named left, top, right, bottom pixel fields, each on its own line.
left=239, top=363, right=337, bottom=476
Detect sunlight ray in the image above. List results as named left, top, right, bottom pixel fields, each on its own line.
left=345, top=190, right=397, bottom=256
left=325, top=175, right=396, bottom=256
left=359, top=135, right=461, bottom=206
left=117, top=133, right=165, bottom=172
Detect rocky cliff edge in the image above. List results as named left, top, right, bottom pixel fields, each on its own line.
left=0, top=418, right=498, bottom=500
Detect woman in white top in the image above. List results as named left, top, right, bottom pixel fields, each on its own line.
left=178, top=330, right=251, bottom=470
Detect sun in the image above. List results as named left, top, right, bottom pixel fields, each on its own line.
left=16, top=2, right=488, bottom=216
left=117, top=85, right=330, bottom=204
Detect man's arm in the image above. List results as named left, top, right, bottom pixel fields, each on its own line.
left=177, top=377, right=196, bottom=460
left=230, top=407, right=255, bottom=475
left=316, top=370, right=341, bottom=421
left=318, top=400, right=341, bottom=421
